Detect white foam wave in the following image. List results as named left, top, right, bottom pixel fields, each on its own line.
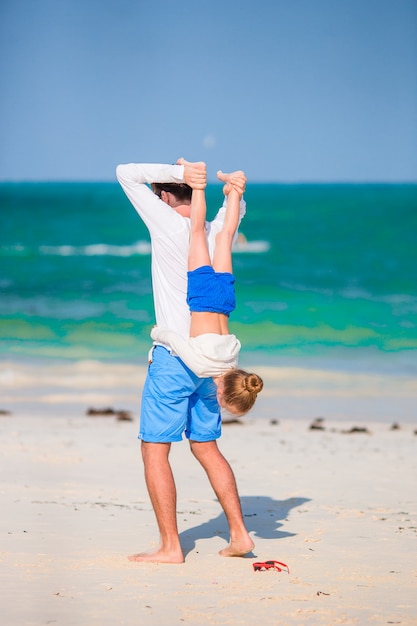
left=233, top=240, right=270, bottom=253
left=39, top=241, right=152, bottom=257
left=2, top=238, right=270, bottom=258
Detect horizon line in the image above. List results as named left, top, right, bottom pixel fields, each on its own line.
left=1, top=178, right=417, bottom=185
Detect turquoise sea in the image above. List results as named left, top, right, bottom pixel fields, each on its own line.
left=1, top=182, right=417, bottom=377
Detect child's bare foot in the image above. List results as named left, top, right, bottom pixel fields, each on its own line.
left=128, top=546, right=184, bottom=564
left=217, top=170, right=246, bottom=196
left=177, top=157, right=205, bottom=171
left=181, top=159, right=207, bottom=189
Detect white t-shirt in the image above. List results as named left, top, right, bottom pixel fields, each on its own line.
left=116, top=163, right=246, bottom=340
left=151, top=326, right=241, bottom=378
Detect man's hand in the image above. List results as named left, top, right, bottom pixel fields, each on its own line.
left=177, top=157, right=207, bottom=190
left=217, top=170, right=246, bottom=196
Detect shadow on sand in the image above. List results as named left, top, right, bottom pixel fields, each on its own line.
left=179, top=495, right=310, bottom=558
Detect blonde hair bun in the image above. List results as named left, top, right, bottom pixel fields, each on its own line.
left=244, top=373, right=264, bottom=394
left=222, top=368, right=263, bottom=416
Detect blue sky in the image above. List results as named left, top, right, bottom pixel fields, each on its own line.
left=1, top=0, right=416, bottom=182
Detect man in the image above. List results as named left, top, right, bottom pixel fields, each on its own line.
left=116, top=160, right=254, bottom=563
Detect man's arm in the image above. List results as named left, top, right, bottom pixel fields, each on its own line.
left=116, top=163, right=185, bottom=234
left=116, top=162, right=185, bottom=186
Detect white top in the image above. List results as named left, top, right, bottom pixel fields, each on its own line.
left=116, top=162, right=246, bottom=340
left=151, top=326, right=241, bottom=377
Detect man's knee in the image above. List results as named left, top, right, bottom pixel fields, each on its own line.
left=141, top=440, right=171, bottom=462
left=189, top=439, right=218, bottom=459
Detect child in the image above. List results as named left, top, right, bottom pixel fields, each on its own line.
left=151, top=162, right=263, bottom=416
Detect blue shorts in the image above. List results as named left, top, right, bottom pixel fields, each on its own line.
left=139, top=346, right=221, bottom=443
left=187, top=265, right=236, bottom=316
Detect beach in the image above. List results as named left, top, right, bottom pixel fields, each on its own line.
left=2, top=0, right=417, bottom=618
left=1, top=359, right=416, bottom=625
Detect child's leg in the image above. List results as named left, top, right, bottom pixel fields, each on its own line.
left=188, top=189, right=211, bottom=271
left=212, top=187, right=240, bottom=274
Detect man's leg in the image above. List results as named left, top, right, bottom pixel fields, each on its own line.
left=128, top=441, right=184, bottom=563
left=189, top=439, right=254, bottom=557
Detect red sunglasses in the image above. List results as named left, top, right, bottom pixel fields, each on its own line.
left=252, top=560, right=289, bottom=573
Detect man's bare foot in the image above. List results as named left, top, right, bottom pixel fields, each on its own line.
left=128, top=547, right=184, bottom=564
left=219, top=536, right=255, bottom=558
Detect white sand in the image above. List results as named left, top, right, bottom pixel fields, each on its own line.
left=1, top=359, right=416, bottom=625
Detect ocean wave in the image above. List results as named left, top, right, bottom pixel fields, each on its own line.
left=233, top=239, right=270, bottom=253
left=1, top=239, right=270, bottom=257
left=39, top=242, right=153, bottom=257
left=279, top=281, right=417, bottom=310
left=0, top=242, right=152, bottom=257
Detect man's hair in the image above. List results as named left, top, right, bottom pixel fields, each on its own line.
left=151, top=182, right=192, bottom=203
